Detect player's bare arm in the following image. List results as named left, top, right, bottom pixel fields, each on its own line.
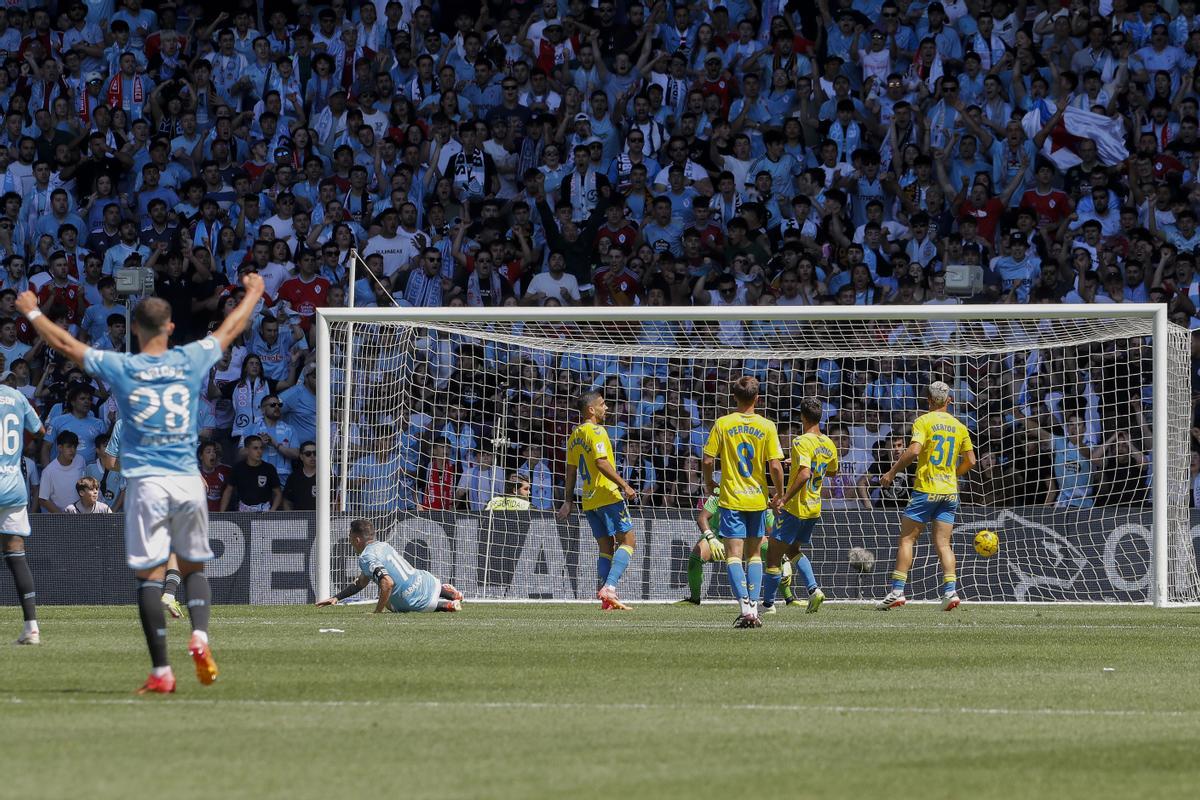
left=99, top=450, right=120, bottom=472
left=15, top=290, right=89, bottom=367
left=768, top=457, right=785, bottom=507
left=957, top=449, right=977, bottom=476
left=701, top=454, right=717, bottom=494
left=317, top=575, right=370, bottom=607
left=556, top=462, right=577, bottom=520
left=594, top=456, right=636, bottom=501
left=779, top=464, right=811, bottom=509
left=373, top=575, right=395, bottom=613
left=880, top=442, right=921, bottom=487
left=211, top=273, right=267, bottom=350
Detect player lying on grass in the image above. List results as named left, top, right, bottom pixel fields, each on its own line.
left=317, top=519, right=463, bottom=613
left=558, top=391, right=638, bottom=611
left=702, top=376, right=785, bottom=628
left=101, top=418, right=185, bottom=621
left=766, top=397, right=837, bottom=614
left=679, top=483, right=799, bottom=609
left=876, top=381, right=976, bottom=611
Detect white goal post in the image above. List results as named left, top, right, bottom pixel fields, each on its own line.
left=315, top=304, right=1200, bottom=607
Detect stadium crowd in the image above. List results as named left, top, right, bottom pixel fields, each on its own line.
left=0, top=0, right=1191, bottom=514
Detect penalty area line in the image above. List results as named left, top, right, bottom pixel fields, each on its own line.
left=3, top=696, right=1195, bottom=719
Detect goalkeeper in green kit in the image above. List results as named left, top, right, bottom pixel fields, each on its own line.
left=677, top=483, right=797, bottom=610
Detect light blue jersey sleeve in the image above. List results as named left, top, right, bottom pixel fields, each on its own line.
left=83, top=336, right=224, bottom=477
left=0, top=387, right=42, bottom=509
left=357, top=541, right=440, bottom=612
left=105, top=418, right=122, bottom=459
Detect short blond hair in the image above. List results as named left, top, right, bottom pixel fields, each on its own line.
left=927, top=381, right=951, bottom=407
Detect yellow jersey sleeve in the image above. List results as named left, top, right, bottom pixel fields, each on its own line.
left=910, top=415, right=930, bottom=447
left=702, top=424, right=722, bottom=459
left=765, top=421, right=784, bottom=463
left=793, top=435, right=812, bottom=469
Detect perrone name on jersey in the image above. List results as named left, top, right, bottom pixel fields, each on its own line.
left=726, top=425, right=766, bottom=438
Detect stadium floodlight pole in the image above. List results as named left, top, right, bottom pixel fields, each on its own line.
left=316, top=310, right=332, bottom=601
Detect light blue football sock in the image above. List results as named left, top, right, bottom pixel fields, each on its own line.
left=725, top=559, right=748, bottom=602
left=605, top=545, right=633, bottom=589
left=762, top=566, right=783, bottom=607
left=793, top=553, right=818, bottom=593
left=597, top=552, right=612, bottom=588
left=746, top=557, right=763, bottom=604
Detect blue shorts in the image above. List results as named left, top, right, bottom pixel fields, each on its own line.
left=903, top=491, right=959, bottom=525
left=773, top=513, right=818, bottom=546
left=585, top=501, right=633, bottom=539
left=718, top=508, right=767, bottom=540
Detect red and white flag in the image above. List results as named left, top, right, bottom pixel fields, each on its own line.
left=1020, top=104, right=1128, bottom=171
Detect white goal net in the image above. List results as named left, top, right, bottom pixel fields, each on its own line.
left=316, top=306, right=1200, bottom=606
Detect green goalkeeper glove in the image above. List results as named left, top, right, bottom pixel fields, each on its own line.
left=703, top=531, right=726, bottom=562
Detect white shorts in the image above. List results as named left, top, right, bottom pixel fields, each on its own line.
left=0, top=505, right=30, bottom=536
left=124, top=475, right=214, bottom=571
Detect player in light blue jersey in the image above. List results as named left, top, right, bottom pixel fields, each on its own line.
left=100, top=418, right=185, bottom=620
left=18, top=273, right=265, bottom=694
left=317, top=519, right=463, bottom=613
left=0, top=384, right=45, bottom=644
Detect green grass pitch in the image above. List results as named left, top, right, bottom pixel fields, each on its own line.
left=5, top=603, right=1200, bottom=800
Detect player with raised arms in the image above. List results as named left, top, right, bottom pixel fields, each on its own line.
left=0, top=378, right=44, bottom=644
left=17, top=274, right=265, bottom=693
left=100, top=417, right=185, bottom=621
left=557, top=391, right=638, bottom=611
left=316, top=518, right=463, bottom=613
left=701, top=376, right=784, bottom=628
left=679, top=482, right=798, bottom=608
left=765, top=397, right=837, bottom=613
left=876, top=380, right=977, bottom=611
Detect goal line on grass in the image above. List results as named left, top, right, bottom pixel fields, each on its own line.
left=5, top=696, right=1194, bottom=719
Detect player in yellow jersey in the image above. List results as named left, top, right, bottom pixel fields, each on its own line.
left=557, top=391, right=638, bottom=611
left=701, top=376, right=785, bottom=628
left=766, top=398, right=838, bottom=613
left=876, top=381, right=977, bottom=611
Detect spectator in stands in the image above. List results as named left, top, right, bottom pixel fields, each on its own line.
left=283, top=441, right=317, bottom=511
left=88, top=431, right=125, bottom=512
left=456, top=448, right=504, bottom=512
left=223, top=435, right=282, bottom=512
left=44, top=384, right=105, bottom=466
left=242, top=393, right=298, bottom=484
left=64, top=476, right=112, bottom=514
left=198, top=440, right=231, bottom=513
left=39, top=430, right=84, bottom=513
left=484, top=474, right=532, bottom=511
